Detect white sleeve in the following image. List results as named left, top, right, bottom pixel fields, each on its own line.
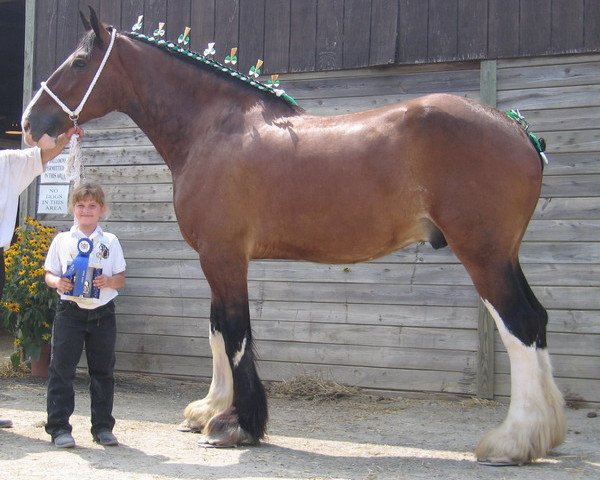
left=110, top=237, right=127, bottom=274
left=10, top=147, right=44, bottom=195
left=44, top=235, right=64, bottom=276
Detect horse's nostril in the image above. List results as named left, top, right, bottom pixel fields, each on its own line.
left=22, top=119, right=30, bottom=132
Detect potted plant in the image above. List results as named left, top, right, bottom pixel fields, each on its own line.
left=1, top=217, right=57, bottom=374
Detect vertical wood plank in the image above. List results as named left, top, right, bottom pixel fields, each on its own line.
left=121, top=0, right=144, bottom=33
left=519, top=0, right=552, bottom=56
left=428, top=0, right=458, bottom=61
left=583, top=0, right=600, bottom=50
left=79, top=0, right=101, bottom=39
left=22, top=0, right=37, bottom=220
left=215, top=0, right=239, bottom=64
left=166, top=0, right=191, bottom=42
left=144, top=0, right=168, bottom=37
left=477, top=300, right=495, bottom=399
left=190, top=0, right=215, bottom=52
left=264, top=0, right=290, bottom=74
left=239, top=0, right=264, bottom=78
left=316, top=0, right=343, bottom=71
left=342, top=0, right=371, bottom=69
left=23, top=0, right=36, bottom=105
left=480, top=60, right=497, bottom=107
left=551, top=0, right=583, bottom=52
left=34, top=0, right=58, bottom=83
left=56, top=0, right=80, bottom=66
left=488, top=0, right=519, bottom=58
left=397, top=0, right=428, bottom=63
left=289, top=0, right=316, bottom=72
left=369, top=0, right=397, bottom=66
left=457, top=0, right=487, bottom=59
left=99, top=0, right=122, bottom=28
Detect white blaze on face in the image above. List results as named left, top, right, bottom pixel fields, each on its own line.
left=21, top=88, right=45, bottom=146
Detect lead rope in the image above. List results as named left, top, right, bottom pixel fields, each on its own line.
left=40, top=28, right=117, bottom=184
left=64, top=130, right=83, bottom=184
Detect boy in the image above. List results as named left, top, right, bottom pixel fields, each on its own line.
left=44, top=182, right=126, bottom=448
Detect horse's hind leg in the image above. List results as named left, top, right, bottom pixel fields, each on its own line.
left=460, top=257, right=565, bottom=464
left=179, top=253, right=267, bottom=446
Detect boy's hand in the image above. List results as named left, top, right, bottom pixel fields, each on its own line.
left=56, top=277, right=73, bottom=294
left=93, top=274, right=111, bottom=289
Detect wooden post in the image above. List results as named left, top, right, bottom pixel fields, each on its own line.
left=476, top=60, right=498, bottom=399
left=20, top=0, right=37, bottom=221
left=477, top=301, right=495, bottom=399
left=480, top=60, right=497, bottom=107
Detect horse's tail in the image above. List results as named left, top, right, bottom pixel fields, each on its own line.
left=505, top=109, right=548, bottom=170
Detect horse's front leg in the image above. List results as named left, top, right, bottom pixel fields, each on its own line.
left=179, top=253, right=267, bottom=446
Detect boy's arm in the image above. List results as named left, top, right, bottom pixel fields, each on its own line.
left=108, top=271, right=126, bottom=289
left=93, top=270, right=126, bottom=290
left=45, top=271, right=72, bottom=293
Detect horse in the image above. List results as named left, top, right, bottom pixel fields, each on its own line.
left=22, top=8, right=565, bottom=466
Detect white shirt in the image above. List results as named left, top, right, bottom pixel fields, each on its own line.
left=45, top=225, right=127, bottom=309
left=0, top=147, right=44, bottom=248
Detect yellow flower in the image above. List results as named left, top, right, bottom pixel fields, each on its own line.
left=14, top=338, right=22, bottom=347
left=5, top=302, right=21, bottom=312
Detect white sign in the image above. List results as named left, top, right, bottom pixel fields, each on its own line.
left=37, top=184, right=70, bottom=214
left=40, top=154, right=68, bottom=183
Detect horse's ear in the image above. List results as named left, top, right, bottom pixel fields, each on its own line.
left=79, top=10, right=92, bottom=31
left=88, top=6, right=109, bottom=46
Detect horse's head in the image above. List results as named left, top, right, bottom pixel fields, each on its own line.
left=22, top=7, right=122, bottom=146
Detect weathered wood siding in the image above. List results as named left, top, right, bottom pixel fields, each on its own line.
left=32, top=0, right=600, bottom=85
left=494, top=54, right=600, bottom=405
left=27, top=1, right=599, bottom=403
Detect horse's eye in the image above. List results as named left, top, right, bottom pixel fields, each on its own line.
left=72, top=58, right=87, bottom=68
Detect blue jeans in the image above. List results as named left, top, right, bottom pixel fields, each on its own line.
left=46, top=299, right=116, bottom=438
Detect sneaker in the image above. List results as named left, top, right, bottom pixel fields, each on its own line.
left=0, top=418, right=13, bottom=428
left=93, top=430, right=119, bottom=446
left=53, top=432, right=76, bottom=448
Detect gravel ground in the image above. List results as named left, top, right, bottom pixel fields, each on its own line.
left=0, top=371, right=598, bottom=480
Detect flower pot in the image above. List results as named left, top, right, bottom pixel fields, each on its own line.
left=30, top=342, right=51, bottom=378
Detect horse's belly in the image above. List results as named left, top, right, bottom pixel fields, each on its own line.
left=255, top=216, right=428, bottom=264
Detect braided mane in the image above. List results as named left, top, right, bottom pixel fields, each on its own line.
left=125, top=31, right=301, bottom=111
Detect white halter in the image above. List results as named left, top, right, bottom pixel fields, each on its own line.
left=41, top=28, right=117, bottom=125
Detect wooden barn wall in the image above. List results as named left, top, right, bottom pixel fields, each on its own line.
left=494, top=54, right=600, bottom=405
left=32, top=0, right=600, bottom=86
left=27, top=2, right=599, bottom=403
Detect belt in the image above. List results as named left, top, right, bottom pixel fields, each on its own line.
left=59, top=299, right=114, bottom=312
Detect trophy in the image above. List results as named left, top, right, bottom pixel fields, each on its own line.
left=62, top=238, right=102, bottom=302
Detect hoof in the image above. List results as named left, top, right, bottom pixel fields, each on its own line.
left=477, top=459, right=520, bottom=467
left=475, top=420, right=551, bottom=466
left=204, top=407, right=259, bottom=447
left=198, top=437, right=240, bottom=448
left=177, top=419, right=202, bottom=433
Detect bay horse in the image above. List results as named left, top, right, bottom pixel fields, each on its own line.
left=22, top=9, right=565, bottom=465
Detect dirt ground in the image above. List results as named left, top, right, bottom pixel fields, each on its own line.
left=0, top=339, right=598, bottom=480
